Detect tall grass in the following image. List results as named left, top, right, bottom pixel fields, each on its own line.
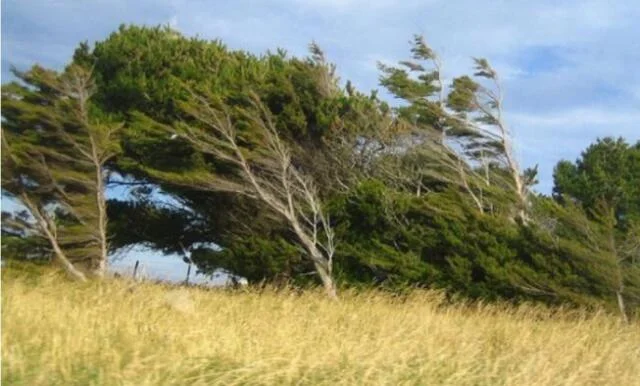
left=2, top=268, right=639, bottom=385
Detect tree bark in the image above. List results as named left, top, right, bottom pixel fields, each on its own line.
left=21, top=194, right=87, bottom=282
left=91, top=152, right=108, bottom=278
left=313, top=260, right=338, bottom=299
left=616, top=289, right=628, bottom=324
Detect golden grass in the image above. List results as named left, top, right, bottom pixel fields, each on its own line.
left=2, top=270, right=639, bottom=386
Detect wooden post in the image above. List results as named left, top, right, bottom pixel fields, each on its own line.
left=133, top=260, right=140, bottom=281
left=185, top=263, right=192, bottom=285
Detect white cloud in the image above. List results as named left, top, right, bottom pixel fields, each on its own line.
left=2, top=0, right=639, bottom=193
left=284, top=0, right=431, bottom=12
left=511, top=108, right=640, bottom=129
left=4, top=0, right=639, bottom=270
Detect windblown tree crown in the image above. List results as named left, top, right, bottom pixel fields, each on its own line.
left=2, top=65, right=121, bottom=278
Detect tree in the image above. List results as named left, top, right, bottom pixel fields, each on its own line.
left=378, top=36, right=529, bottom=221
left=326, top=179, right=623, bottom=306
left=553, top=137, right=640, bottom=320
left=166, top=91, right=337, bottom=297
left=378, top=36, right=486, bottom=207
left=553, top=137, right=640, bottom=228
left=3, top=24, right=635, bottom=312
left=447, top=59, right=530, bottom=222
left=2, top=65, right=121, bottom=278
left=75, top=26, right=372, bottom=286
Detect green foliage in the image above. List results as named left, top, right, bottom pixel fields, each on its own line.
left=553, top=137, right=640, bottom=228
left=378, top=35, right=444, bottom=132
left=2, top=64, right=120, bottom=275
left=552, top=137, right=640, bottom=315
left=191, top=235, right=308, bottom=284
left=326, top=177, right=634, bottom=308
left=4, top=24, right=639, bottom=313
left=73, top=25, right=387, bottom=286
left=446, top=76, right=478, bottom=115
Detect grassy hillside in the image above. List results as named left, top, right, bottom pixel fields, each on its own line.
left=2, top=266, right=639, bottom=385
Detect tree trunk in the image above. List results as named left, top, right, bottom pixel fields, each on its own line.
left=22, top=193, right=87, bottom=282
left=313, top=260, right=337, bottom=299
left=91, top=143, right=109, bottom=278
left=49, top=236, right=88, bottom=282
left=94, top=171, right=108, bottom=278
left=616, top=289, right=628, bottom=324
left=93, top=258, right=107, bottom=278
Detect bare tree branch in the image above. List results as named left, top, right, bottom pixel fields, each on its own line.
left=175, top=90, right=338, bottom=298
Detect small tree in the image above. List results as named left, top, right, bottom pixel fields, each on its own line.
left=595, top=203, right=630, bottom=322
left=553, top=137, right=640, bottom=320
left=378, top=35, right=529, bottom=220
left=2, top=129, right=88, bottom=280
left=1, top=65, right=121, bottom=278
left=575, top=200, right=640, bottom=322
left=447, top=59, right=529, bottom=221
left=553, top=137, right=640, bottom=227
left=152, top=90, right=338, bottom=298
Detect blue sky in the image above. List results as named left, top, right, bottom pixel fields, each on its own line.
left=3, top=0, right=639, bottom=191
left=2, top=0, right=639, bottom=279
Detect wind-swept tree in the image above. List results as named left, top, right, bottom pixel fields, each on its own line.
left=553, top=137, right=640, bottom=227
left=2, top=24, right=634, bottom=312
left=141, top=90, right=338, bottom=297
left=553, top=137, right=640, bottom=321
left=73, top=26, right=371, bottom=288
left=447, top=59, right=530, bottom=221
left=1, top=65, right=121, bottom=278
left=378, top=36, right=484, bottom=204
left=378, top=36, right=530, bottom=220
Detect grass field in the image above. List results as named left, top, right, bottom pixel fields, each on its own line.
left=2, top=268, right=639, bottom=385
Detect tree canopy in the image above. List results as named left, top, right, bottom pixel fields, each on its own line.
left=553, top=137, right=640, bottom=228
left=2, top=24, right=638, bottom=317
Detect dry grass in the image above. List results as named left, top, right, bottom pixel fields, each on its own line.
left=2, top=269, right=639, bottom=386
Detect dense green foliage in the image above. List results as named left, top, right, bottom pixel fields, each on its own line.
left=552, top=138, right=640, bottom=317
left=554, top=137, right=640, bottom=227
left=2, top=25, right=639, bottom=315
left=2, top=65, right=120, bottom=277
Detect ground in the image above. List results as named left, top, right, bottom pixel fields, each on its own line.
left=2, top=265, right=639, bottom=385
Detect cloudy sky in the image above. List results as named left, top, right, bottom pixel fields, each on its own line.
left=3, top=0, right=639, bottom=278
left=3, top=0, right=640, bottom=191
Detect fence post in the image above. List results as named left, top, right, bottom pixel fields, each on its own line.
left=185, top=263, right=192, bottom=285
left=133, top=260, right=140, bottom=281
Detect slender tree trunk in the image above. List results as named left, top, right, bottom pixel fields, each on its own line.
left=616, top=289, right=628, bottom=324
left=313, top=260, right=337, bottom=299
left=76, top=79, right=113, bottom=279
left=91, top=141, right=109, bottom=278
left=607, top=220, right=628, bottom=323
left=22, top=194, right=87, bottom=282
left=48, top=233, right=88, bottom=281
left=93, top=170, right=108, bottom=277
left=459, top=165, right=484, bottom=214
left=292, top=220, right=337, bottom=299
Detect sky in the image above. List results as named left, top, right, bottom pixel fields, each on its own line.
left=2, top=0, right=639, bottom=279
